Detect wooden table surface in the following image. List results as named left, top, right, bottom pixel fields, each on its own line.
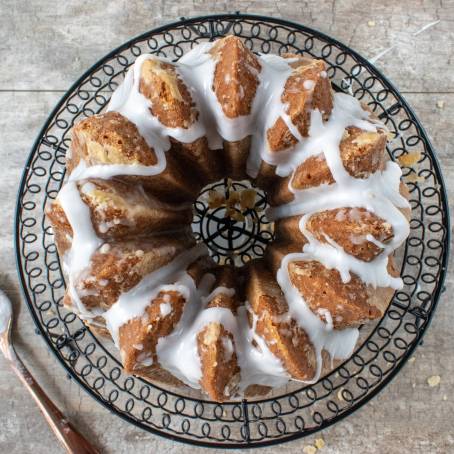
left=1, top=1, right=453, bottom=453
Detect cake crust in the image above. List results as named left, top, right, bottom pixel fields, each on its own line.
left=247, top=261, right=317, bottom=381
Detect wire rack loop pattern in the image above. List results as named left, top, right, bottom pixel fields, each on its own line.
left=15, top=13, right=449, bottom=448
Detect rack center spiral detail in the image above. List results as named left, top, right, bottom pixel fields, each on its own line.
left=192, top=179, right=274, bottom=266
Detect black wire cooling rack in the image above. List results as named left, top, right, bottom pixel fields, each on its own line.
left=15, top=13, right=450, bottom=448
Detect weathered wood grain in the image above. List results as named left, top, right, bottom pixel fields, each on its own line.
left=1, top=0, right=453, bottom=92
left=0, top=1, right=453, bottom=453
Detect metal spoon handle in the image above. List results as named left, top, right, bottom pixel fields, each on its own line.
left=9, top=351, right=98, bottom=454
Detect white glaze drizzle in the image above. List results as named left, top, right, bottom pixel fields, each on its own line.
left=103, top=254, right=289, bottom=392
left=103, top=243, right=208, bottom=345
left=108, top=54, right=209, bottom=150
left=156, top=294, right=291, bottom=391
left=56, top=42, right=296, bottom=321
left=266, top=98, right=410, bottom=291
left=69, top=159, right=166, bottom=181
left=263, top=90, right=410, bottom=384
left=276, top=252, right=360, bottom=380
left=58, top=179, right=103, bottom=318
left=53, top=39, right=411, bottom=396
left=201, top=286, right=235, bottom=304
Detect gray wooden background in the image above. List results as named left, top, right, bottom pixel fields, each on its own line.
left=1, top=1, right=453, bottom=453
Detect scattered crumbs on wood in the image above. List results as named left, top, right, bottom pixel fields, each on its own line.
left=368, top=20, right=376, bottom=27
left=427, top=375, right=441, bottom=387
left=315, top=438, right=325, bottom=449
left=443, top=395, right=447, bottom=401
left=408, top=357, right=416, bottom=363
left=412, top=383, right=416, bottom=388
left=303, top=445, right=317, bottom=454
left=436, top=100, right=445, bottom=109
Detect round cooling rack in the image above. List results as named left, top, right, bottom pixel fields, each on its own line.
left=15, top=13, right=450, bottom=448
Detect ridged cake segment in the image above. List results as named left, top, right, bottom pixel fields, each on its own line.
left=266, top=242, right=395, bottom=329
left=210, top=36, right=262, bottom=179
left=168, top=136, right=221, bottom=184
left=69, top=111, right=157, bottom=172
left=69, top=111, right=200, bottom=202
left=197, top=266, right=240, bottom=401
left=210, top=35, right=261, bottom=118
left=266, top=56, right=333, bottom=152
left=118, top=254, right=217, bottom=387
left=65, top=232, right=195, bottom=312
left=288, top=260, right=396, bottom=329
left=139, top=58, right=220, bottom=184
left=255, top=58, right=333, bottom=191
left=287, top=153, right=334, bottom=192
left=139, top=58, right=198, bottom=129
left=186, top=255, right=217, bottom=285
left=340, top=126, right=387, bottom=177
left=277, top=127, right=386, bottom=203
left=119, top=290, right=186, bottom=374
left=274, top=217, right=308, bottom=246
left=246, top=261, right=316, bottom=381
left=306, top=208, right=394, bottom=261
left=265, top=241, right=302, bottom=275
left=268, top=126, right=387, bottom=205
left=47, top=178, right=192, bottom=251
left=275, top=208, right=394, bottom=262
left=222, top=136, right=253, bottom=180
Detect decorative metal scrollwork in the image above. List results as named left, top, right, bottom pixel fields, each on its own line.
left=15, top=13, right=449, bottom=448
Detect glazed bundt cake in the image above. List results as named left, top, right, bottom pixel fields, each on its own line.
left=47, top=36, right=411, bottom=402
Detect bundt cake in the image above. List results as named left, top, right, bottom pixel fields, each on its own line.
left=47, top=36, right=411, bottom=402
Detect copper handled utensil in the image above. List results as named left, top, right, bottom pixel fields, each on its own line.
left=0, top=289, right=99, bottom=454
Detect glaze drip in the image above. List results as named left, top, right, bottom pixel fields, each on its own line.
left=51, top=38, right=411, bottom=399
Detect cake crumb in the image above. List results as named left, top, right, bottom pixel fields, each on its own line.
left=404, top=173, right=425, bottom=184
left=408, top=357, right=415, bottom=363
left=436, top=100, right=445, bottom=109
left=208, top=189, right=225, bottom=209
left=303, top=445, right=317, bottom=454
left=368, top=20, right=376, bottom=27
left=412, top=383, right=416, bottom=388
left=427, top=375, right=441, bottom=387
left=397, top=151, right=421, bottom=167
left=443, top=395, right=447, bottom=401
left=315, top=438, right=325, bottom=449
left=240, top=188, right=257, bottom=210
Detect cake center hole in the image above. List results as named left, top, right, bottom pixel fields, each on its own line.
left=192, top=178, right=275, bottom=266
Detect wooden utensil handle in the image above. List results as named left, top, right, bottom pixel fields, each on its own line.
left=10, top=351, right=99, bottom=454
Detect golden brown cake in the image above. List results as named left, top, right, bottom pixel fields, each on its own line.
left=47, top=36, right=411, bottom=402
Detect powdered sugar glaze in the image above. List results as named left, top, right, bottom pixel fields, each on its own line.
left=54, top=38, right=410, bottom=399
